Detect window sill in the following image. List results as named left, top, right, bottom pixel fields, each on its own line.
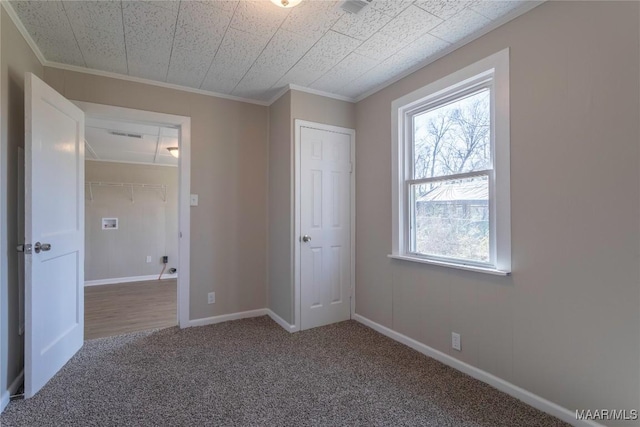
left=387, top=254, right=510, bottom=276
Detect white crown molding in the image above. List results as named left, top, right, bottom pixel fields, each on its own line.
left=354, top=1, right=545, bottom=103
left=286, top=84, right=355, bottom=104
left=1, top=0, right=46, bottom=65
left=3, top=0, right=544, bottom=108
left=1, top=0, right=271, bottom=107
left=45, top=61, right=271, bottom=106
left=267, top=85, right=291, bottom=106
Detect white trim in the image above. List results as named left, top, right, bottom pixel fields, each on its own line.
left=0, top=1, right=46, bottom=65
left=46, top=61, right=270, bottom=107
left=391, top=48, right=511, bottom=274
left=353, top=314, right=604, bottom=427
left=84, top=274, right=178, bottom=287
left=387, top=254, right=509, bottom=276
left=354, top=1, right=544, bottom=103
left=187, top=309, right=267, bottom=328
left=268, top=86, right=292, bottom=106
left=0, top=370, right=24, bottom=413
left=267, top=84, right=356, bottom=107
left=294, top=120, right=356, bottom=332
left=266, top=309, right=299, bottom=333
left=1, top=0, right=541, bottom=108
left=286, top=84, right=355, bottom=104
left=73, top=101, right=191, bottom=329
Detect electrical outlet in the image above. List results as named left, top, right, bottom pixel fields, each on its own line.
left=452, top=332, right=461, bottom=351
left=146, top=256, right=152, bottom=263
left=190, top=194, right=199, bottom=206
left=207, top=292, right=215, bottom=304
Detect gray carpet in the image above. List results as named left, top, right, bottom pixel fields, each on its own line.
left=1, top=317, right=568, bottom=426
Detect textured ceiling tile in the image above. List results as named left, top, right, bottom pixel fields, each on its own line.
left=27, top=22, right=85, bottom=67
left=378, top=5, right=442, bottom=40
left=245, top=29, right=319, bottom=77
left=331, top=5, right=392, bottom=41
left=310, top=53, right=379, bottom=93
left=369, top=0, right=414, bottom=17
left=166, top=51, right=214, bottom=89
left=73, top=24, right=128, bottom=74
left=338, top=71, right=388, bottom=98
left=390, top=32, right=450, bottom=67
left=355, top=32, right=405, bottom=61
left=280, top=0, right=344, bottom=39
left=429, top=8, right=491, bottom=43
left=230, top=1, right=289, bottom=38
left=413, top=0, right=477, bottom=20
left=138, top=0, right=181, bottom=13
left=123, top=1, right=178, bottom=81
left=201, top=27, right=270, bottom=93
left=336, top=33, right=450, bottom=99
left=9, top=1, right=68, bottom=30
left=232, top=69, right=282, bottom=99
left=166, top=1, right=233, bottom=88
left=63, top=1, right=123, bottom=33
left=469, top=0, right=527, bottom=20
left=275, top=30, right=361, bottom=87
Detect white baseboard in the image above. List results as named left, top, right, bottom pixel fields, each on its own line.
left=187, top=309, right=268, bottom=328
left=266, top=309, right=299, bottom=333
left=0, top=370, right=24, bottom=413
left=85, top=274, right=178, bottom=287
left=353, top=314, right=603, bottom=427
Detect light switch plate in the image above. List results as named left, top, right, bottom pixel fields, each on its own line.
left=190, top=194, right=199, bottom=206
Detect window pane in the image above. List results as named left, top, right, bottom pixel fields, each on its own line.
left=411, top=175, right=490, bottom=263
left=413, top=89, right=491, bottom=179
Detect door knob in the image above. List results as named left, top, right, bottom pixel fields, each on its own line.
left=302, top=235, right=312, bottom=243
left=34, top=242, right=51, bottom=253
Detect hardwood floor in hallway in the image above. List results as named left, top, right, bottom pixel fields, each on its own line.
left=84, top=279, right=177, bottom=340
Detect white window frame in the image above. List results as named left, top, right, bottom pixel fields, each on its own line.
left=389, top=49, right=511, bottom=276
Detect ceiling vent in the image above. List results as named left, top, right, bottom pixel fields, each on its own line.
left=340, top=0, right=372, bottom=14
left=108, top=130, right=143, bottom=139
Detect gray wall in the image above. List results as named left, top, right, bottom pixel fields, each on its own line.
left=354, top=1, right=639, bottom=420
left=290, top=90, right=356, bottom=130
left=267, top=89, right=356, bottom=324
left=85, top=161, right=178, bottom=281
left=0, top=6, right=43, bottom=405
left=43, top=67, right=269, bottom=321
left=268, top=91, right=292, bottom=322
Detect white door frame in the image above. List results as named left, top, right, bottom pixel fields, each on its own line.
left=73, top=101, right=191, bottom=328
left=294, top=119, right=355, bottom=331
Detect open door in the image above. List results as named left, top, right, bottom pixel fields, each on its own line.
left=23, top=73, right=85, bottom=398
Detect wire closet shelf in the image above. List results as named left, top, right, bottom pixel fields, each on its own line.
left=85, top=181, right=167, bottom=203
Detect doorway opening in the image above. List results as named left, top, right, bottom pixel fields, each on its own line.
left=75, top=102, right=191, bottom=339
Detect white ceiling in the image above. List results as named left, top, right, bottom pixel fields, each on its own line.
left=85, top=117, right=179, bottom=166
left=9, top=0, right=536, bottom=102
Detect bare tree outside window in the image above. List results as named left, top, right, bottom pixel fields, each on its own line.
left=410, top=89, right=491, bottom=262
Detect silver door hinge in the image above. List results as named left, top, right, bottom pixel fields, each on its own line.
left=17, top=244, right=32, bottom=254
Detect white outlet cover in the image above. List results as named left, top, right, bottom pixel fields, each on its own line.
left=207, top=292, right=215, bottom=304
left=452, top=332, right=461, bottom=351
left=190, top=194, right=199, bottom=206
left=146, top=256, right=152, bottom=263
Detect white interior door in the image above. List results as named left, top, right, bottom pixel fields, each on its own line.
left=24, top=73, right=85, bottom=398
left=300, top=126, right=352, bottom=330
